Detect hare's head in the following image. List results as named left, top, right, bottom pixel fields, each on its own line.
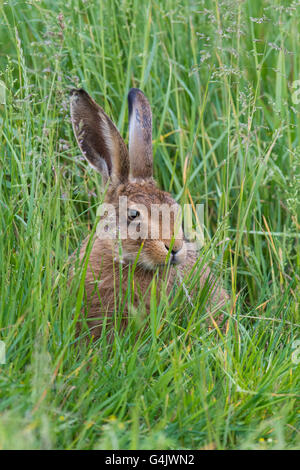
left=70, top=88, right=187, bottom=270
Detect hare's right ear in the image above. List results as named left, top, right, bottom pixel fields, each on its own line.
left=128, top=88, right=153, bottom=180
left=70, top=89, right=129, bottom=185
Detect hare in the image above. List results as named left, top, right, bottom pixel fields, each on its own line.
left=70, top=88, right=228, bottom=340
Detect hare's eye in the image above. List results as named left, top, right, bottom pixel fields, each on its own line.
left=128, top=209, right=140, bottom=221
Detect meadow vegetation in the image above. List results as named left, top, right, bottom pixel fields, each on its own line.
left=0, top=0, right=299, bottom=449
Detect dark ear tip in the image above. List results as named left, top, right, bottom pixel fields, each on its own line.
left=128, top=87, right=143, bottom=96
left=69, top=88, right=87, bottom=97
left=128, top=88, right=147, bottom=115
left=128, top=87, right=145, bottom=102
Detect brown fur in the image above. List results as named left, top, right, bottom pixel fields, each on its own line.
left=69, top=88, right=229, bottom=341
left=77, top=244, right=227, bottom=341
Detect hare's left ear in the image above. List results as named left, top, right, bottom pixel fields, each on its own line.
left=70, top=88, right=129, bottom=185
left=128, top=88, right=153, bottom=180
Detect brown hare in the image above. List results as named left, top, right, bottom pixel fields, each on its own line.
left=70, top=88, right=228, bottom=340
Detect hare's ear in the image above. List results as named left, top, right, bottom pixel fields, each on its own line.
left=128, top=88, right=153, bottom=180
left=70, top=89, right=129, bottom=185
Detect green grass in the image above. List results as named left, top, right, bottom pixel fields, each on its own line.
left=0, top=0, right=299, bottom=450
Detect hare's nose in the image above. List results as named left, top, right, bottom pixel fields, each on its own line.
left=164, top=243, right=181, bottom=255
